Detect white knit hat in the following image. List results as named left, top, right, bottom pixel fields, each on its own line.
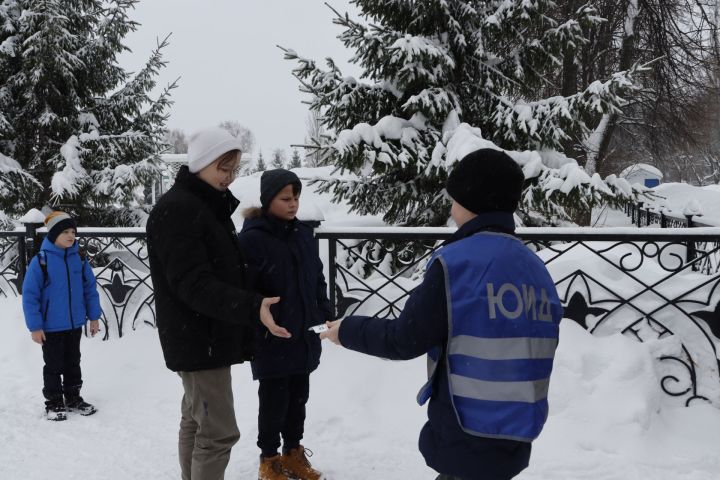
left=186, top=127, right=243, bottom=173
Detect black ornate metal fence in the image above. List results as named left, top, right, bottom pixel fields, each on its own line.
left=624, top=201, right=713, bottom=228
left=1, top=225, right=153, bottom=340
left=316, top=227, right=720, bottom=407
left=4, top=223, right=720, bottom=406
left=75, top=228, right=154, bottom=340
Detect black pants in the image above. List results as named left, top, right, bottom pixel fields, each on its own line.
left=257, top=373, right=310, bottom=457
left=42, top=328, right=83, bottom=401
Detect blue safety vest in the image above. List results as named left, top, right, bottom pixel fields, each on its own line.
left=417, top=232, right=563, bottom=442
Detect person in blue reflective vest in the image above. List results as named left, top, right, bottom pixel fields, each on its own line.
left=320, top=148, right=564, bottom=480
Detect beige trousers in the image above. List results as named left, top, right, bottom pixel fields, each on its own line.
left=178, top=367, right=240, bottom=480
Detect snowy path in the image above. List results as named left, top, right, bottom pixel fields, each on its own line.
left=2, top=297, right=720, bottom=479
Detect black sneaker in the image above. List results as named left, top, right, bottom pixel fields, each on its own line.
left=45, top=399, right=67, bottom=421
left=65, top=396, right=97, bottom=416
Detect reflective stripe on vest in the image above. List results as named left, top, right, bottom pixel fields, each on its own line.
left=417, top=232, right=563, bottom=442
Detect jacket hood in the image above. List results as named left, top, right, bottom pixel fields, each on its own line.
left=242, top=206, right=263, bottom=220
left=241, top=208, right=298, bottom=238
left=40, top=236, right=79, bottom=257
left=443, top=212, right=516, bottom=247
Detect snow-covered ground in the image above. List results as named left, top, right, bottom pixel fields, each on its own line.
left=3, top=171, right=720, bottom=479
left=3, top=298, right=720, bottom=479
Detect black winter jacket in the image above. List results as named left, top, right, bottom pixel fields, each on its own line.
left=147, top=166, right=263, bottom=372
left=237, top=209, right=333, bottom=380
left=339, top=213, right=532, bottom=480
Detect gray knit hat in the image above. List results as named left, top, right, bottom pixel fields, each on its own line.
left=44, top=210, right=77, bottom=243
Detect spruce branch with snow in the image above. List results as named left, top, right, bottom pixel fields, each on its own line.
left=284, top=0, right=642, bottom=226
left=0, top=0, right=174, bottom=225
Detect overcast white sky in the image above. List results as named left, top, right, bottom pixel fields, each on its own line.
left=119, top=0, right=360, bottom=158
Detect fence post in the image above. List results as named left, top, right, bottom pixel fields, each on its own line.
left=685, top=214, right=697, bottom=268
left=328, top=238, right=337, bottom=318
left=646, top=206, right=652, bottom=226
left=23, top=221, right=43, bottom=257
left=19, top=221, right=43, bottom=295
left=16, top=233, right=26, bottom=295
left=636, top=202, right=643, bottom=227
left=307, top=220, right=322, bottom=252
left=311, top=220, right=337, bottom=318
left=660, top=211, right=667, bottom=228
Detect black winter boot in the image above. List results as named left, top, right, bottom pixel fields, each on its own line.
left=45, top=397, right=67, bottom=421
left=65, top=396, right=97, bottom=416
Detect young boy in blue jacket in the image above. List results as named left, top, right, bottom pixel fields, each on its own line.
left=237, top=169, right=334, bottom=480
left=321, top=149, right=564, bottom=480
left=22, top=210, right=102, bottom=421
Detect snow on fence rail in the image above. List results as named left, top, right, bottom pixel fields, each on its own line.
left=625, top=201, right=715, bottom=228
left=1, top=224, right=719, bottom=407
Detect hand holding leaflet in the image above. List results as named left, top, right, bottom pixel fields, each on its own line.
left=319, top=320, right=342, bottom=345
left=308, top=324, right=328, bottom=333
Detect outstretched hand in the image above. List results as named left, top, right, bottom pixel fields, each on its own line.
left=260, top=297, right=291, bottom=338
left=319, top=320, right=342, bottom=345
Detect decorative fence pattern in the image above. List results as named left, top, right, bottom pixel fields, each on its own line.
left=1, top=226, right=153, bottom=340
left=3, top=223, right=720, bottom=406
left=316, top=227, right=720, bottom=407
left=75, top=229, right=154, bottom=340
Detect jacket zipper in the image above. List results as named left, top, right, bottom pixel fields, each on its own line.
left=64, top=250, right=75, bottom=329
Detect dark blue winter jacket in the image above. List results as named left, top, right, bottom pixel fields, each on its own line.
left=339, top=213, right=546, bottom=480
left=237, top=209, right=334, bottom=380
left=22, top=237, right=102, bottom=333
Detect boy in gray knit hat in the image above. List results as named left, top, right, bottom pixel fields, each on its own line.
left=22, top=210, right=102, bottom=421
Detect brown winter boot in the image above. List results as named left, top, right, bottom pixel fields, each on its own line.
left=281, top=446, right=324, bottom=480
left=258, top=455, right=289, bottom=480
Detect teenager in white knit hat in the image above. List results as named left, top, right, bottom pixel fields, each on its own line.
left=186, top=127, right=245, bottom=190
left=147, top=126, right=288, bottom=479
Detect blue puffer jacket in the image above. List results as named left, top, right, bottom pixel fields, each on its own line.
left=339, top=213, right=557, bottom=480
left=22, top=238, right=102, bottom=333
left=237, top=208, right=334, bottom=380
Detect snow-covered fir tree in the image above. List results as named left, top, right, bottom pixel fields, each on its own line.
left=255, top=151, right=267, bottom=172
left=284, top=0, right=643, bottom=226
left=271, top=148, right=286, bottom=169
left=288, top=148, right=302, bottom=169
left=0, top=0, right=174, bottom=225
